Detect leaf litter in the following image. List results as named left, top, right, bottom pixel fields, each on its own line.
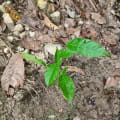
left=1, top=53, right=24, bottom=96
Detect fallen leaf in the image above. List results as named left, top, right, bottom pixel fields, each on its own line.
left=21, top=15, right=39, bottom=29
left=35, top=32, right=54, bottom=43
left=104, top=69, right=120, bottom=89
left=42, top=12, right=59, bottom=30
left=62, top=66, right=85, bottom=75
left=21, top=37, right=41, bottom=51
left=1, top=53, right=24, bottom=96
left=91, top=13, right=106, bottom=24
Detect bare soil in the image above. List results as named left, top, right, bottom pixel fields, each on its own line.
left=0, top=0, right=120, bottom=120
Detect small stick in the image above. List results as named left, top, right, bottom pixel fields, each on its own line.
left=0, top=35, right=14, bottom=55
left=89, top=0, right=97, bottom=11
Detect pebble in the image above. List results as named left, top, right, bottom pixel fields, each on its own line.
left=13, top=31, right=19, bottom=36
left=66, top=5, right=76, bottom=18
left=50, top=11, right=60, bottom=25
left=78, top=20, right=84, bottom=25
left=24, top=49, right=29, bottom=53
left=3, top=48, right=9, bottom=53
left=25, top=26, right=30, bottom=31
left=3, top=13, right=14, bottom=31
left=48, top=115, right=56, bottom=119
left=14, top=24, right=24, bottom=32
left=0, top=5, right=5, bottom=12
left=19, top=31, right=28, bottom=39
left=7, top=36, right=14, bottom=42
left=17, top=46, right=24, bottom=52
left=44, top=43, right=62, bottom=58
left=35, top=52, right=45, bottom=60
left=37, top=0, right=48, bottom=10
left=73, top=116, right=81, bottom=120
left=29, top=31, right=35, bottom=37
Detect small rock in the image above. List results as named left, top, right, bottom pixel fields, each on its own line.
left=0, top=5, right=5, bottom=12
left=13, top=31, right=19, bottom=36
left=50, top=11, right=60, bottom=25
left=66, top=6, right=76, bottom=18
left=0, top=39, right=6, bottom=47
left=24, top=49, right=29, bottom=53
left=17, top=46, right=24, bottom=52
left=35, top=52, right=45, bottom=60
left=37, top=0, right=48, bottom=10
left=7, top=36, right=14, bottom=42
left=48, top=115, right=56, bottom=119
left=25, top=26, right=30, bottom=31
left=29, top=31, right=35, bottom=37
left=2, top=13, right=14, bottom=31
left=73, top=116, right=81, bottom=120
left=78, top=20, right=84, bottom=25
left=14, top=24, right=24, bottom=32
left=19, top=31, right=28, bottom=39
left=67, top=10, right=76, bottom=18
left=3, top=48, right=9, bottom=53
left=44, top=43, right=62, bottom=58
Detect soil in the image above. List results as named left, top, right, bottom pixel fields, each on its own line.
left=0, top=0, right=120, bottom=120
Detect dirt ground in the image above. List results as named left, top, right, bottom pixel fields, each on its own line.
left=0, top=0, right=120, bottom=120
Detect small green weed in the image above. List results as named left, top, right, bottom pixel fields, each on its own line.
left=21, top=38, right=111, bottom=103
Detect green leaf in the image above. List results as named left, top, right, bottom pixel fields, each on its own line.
left=61, top=67, right=68, bottom=75
left=45, top=63, right=60, bottom=86
left=55, top=48, right=62, bottom=65
left=66, top=38, right=111, bottom=58
left=21, top=52, right=46, bottom=67
left=60, top=49, right=74, bottom=58
left=0, top=100, right=2, bottom=105
left=58, top=69, right=75, bottom=103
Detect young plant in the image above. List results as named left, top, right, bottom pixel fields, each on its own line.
left=21, top=38, right=111, bottom=103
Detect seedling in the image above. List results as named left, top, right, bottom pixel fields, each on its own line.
left=21, top=38, right=111, bottom=103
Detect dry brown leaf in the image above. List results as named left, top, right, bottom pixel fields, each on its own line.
left=21, top=37, right=41, bottom=51
left=1, top=53, right=24, bottom=96
left=91, top=13, right=106, bottom=24
left=104, top=69, right=120, bottom=89
left=63, top=66, right=85, bottom=75
left=42, top=12, right=59, bottom=30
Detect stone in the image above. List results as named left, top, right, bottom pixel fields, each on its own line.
left=29, top=31, right=35, bottom=37
left=19, top=31, right=28, bottom=39
left=14, top=24, right=24, bottom=32
left=3, top=13, right=14, bottom=31
left=17, top=46, right=24, bottom=52
left=37, top=0, right=48, bottom=10
left=3, top=48, right=9, bottom=53
left=50, top=11, right=60, bottom=25
left=73, top=116, right=81, bottom=120
left=35, top=52, right=45, bottom=60
left=7, top=36, right=14, bottom=42
left=44, top=43, right=62, bottom=58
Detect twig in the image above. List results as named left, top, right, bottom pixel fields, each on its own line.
left=89, top=0, right=97, bottom=11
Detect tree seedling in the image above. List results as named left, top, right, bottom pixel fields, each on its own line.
left=21, top=38, right=111, bottom=103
